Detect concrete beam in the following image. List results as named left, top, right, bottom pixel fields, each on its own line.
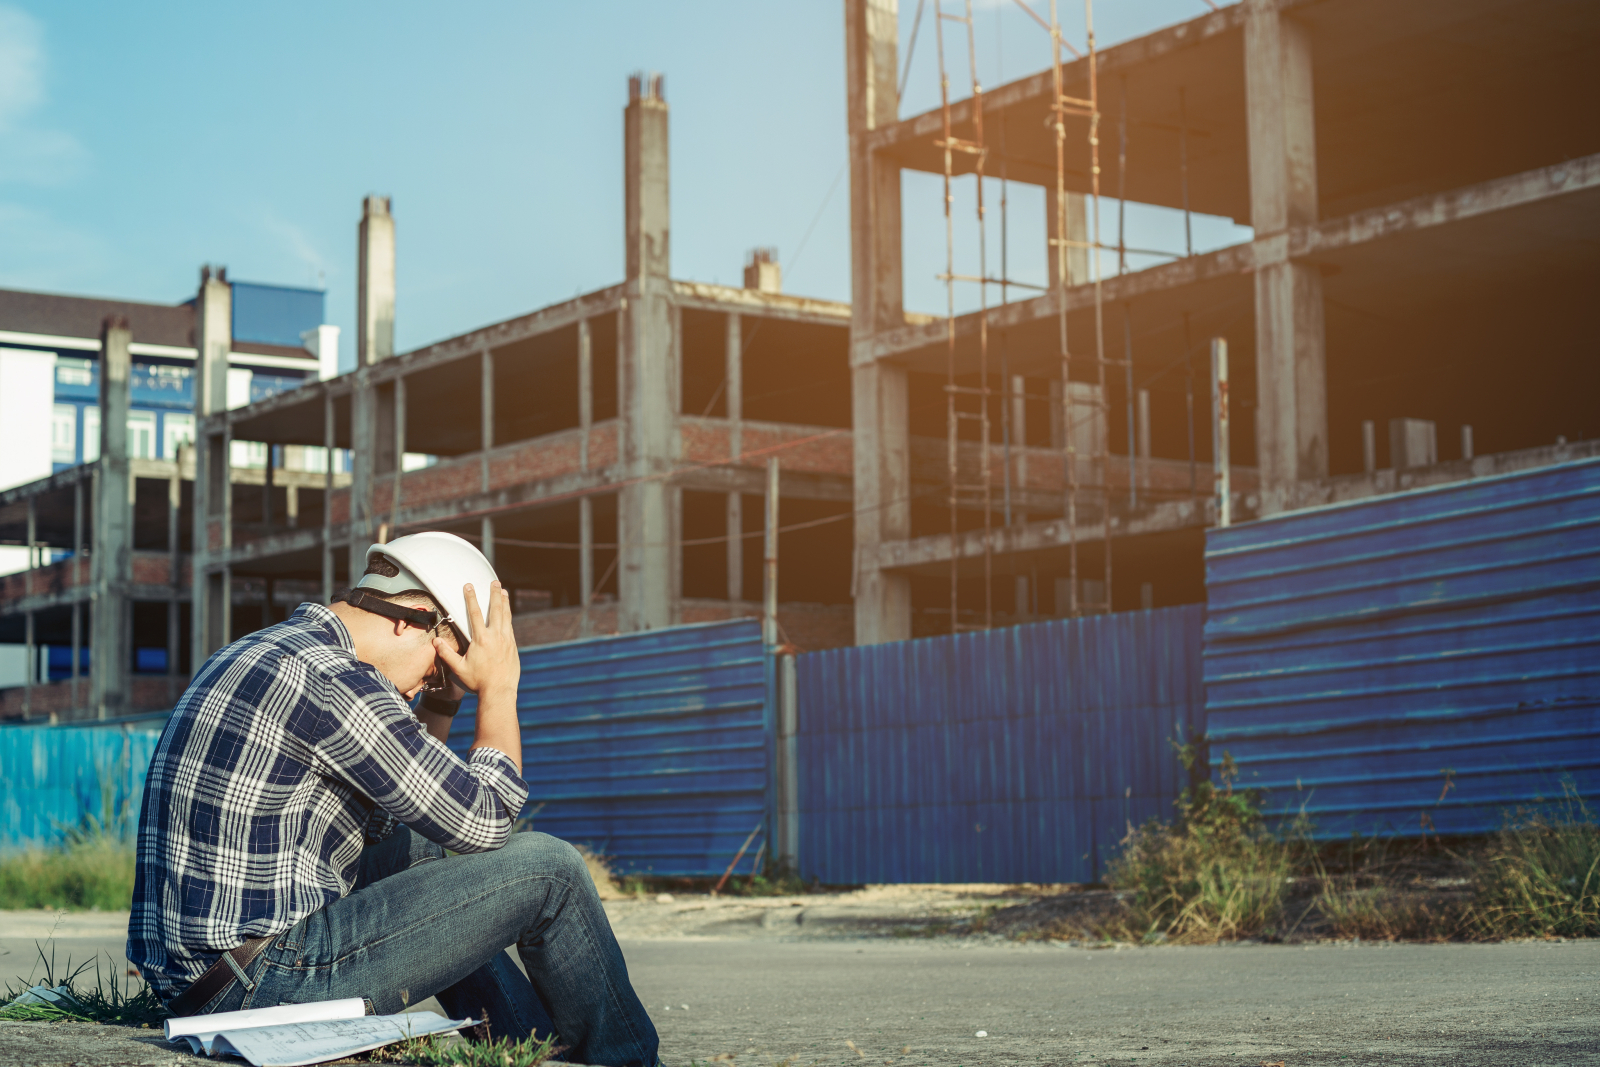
left=92, top=318, right=133, bottom=719
left=878, top=497, right=1213, bottom=574
left=670, top=281, right=851, bottom=324
left=1292, top=151, right=1600, bottom=259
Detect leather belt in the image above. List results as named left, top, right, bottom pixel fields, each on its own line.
left=167, top=935, right=273, bottom=1017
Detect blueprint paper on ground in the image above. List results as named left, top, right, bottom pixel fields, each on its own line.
left=168, top=1010, right=473, bottom=1066
left=164, top=998, right=368, bottom=1052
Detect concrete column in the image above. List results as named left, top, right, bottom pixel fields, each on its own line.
left=71, top=479, right=82, bottom=718
left=618, top=72, right=677, bottom=632
left=167, top=451, right=181, bottom=701
left=579, top=495, right=594, bottom=637
left=389, top=376, right=406, bottom=535
left=358, top=196, right=396, bottom=367
left=578, top=319, right=593, bottom=471
left=726, top=311, right=743, bottom=603
left=1245, top=0, right=1327, bottom=512
left=1137, top=388, right=1152, bottom=496
left=347, top=371, right=374, bottom=578
left=727, top=494, right=743, bottom=602
left=321, top=392, right=334, bottom=603
left=480, top=348, right=495, bottom=567
left=192, top=267, right=230, bottom=665
left=847, top=0, right=912, bottom=645
left=1046, top=192, right=1091, bottom=289
left=23, top=499, right=34, bottom=719
left=93, top=318, right=133, bottom=719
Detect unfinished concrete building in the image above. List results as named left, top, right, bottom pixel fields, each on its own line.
left=843, top=0, right=1600, bottom=643
left=3, top=0, right=1597, bottom=721
left=0, top=75, right=861, bottom=722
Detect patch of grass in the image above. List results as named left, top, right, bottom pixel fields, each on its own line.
left=1102, top=751, right=1300, bottom=944
left=0, top=834, right=135, bottom=911
left=0, top=945, right=169, bottom=1028
left=1470, top=786, right=1600, bottom=939
left=363, top=1030, right=562, bottom=1066
left=574, top=843, right=622, bottom=900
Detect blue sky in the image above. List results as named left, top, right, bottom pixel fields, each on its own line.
left=0, top=1, right=1241, bottom=370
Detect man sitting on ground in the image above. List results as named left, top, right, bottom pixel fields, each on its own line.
left=128, top=531, right=658, bottom=1067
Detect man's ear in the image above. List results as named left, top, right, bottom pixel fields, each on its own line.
left=392, top=617, right=409, bottom=638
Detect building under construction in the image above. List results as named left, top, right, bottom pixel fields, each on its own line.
left=1, top=0, right=1596, bottom=722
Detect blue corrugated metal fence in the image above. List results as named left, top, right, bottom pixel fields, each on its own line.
left=1205, top=457, right=1600, bottom=837
left=0, top=724, right=160, bottom=847
left=447, top=618, right=771, bottom=877
left=797, top=606, right=1205, bottom=884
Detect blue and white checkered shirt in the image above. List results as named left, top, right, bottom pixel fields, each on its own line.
left=127, top=602, right=528, bottom=1000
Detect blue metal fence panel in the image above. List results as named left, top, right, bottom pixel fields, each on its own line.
left=446, top=618, right=771, bottom=877
left=1204, top=457, right=1600, bottom=838
left=797, top=606, right=1205, bottom=885
left=0, top=725, right=160, bottom=847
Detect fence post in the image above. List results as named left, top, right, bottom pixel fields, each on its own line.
left=774, top=652, right=799, bottom=874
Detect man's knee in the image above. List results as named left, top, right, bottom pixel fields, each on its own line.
left=505, top=831, right=592, bottom=888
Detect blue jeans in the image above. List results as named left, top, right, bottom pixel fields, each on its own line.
left=196, top=827, right=659, bottom=1067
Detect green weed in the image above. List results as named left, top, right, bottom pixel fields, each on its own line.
left=364, top=1030, right=561, bottom=1066
left=1470, top=784, right=1600, bottom=939
left=1102, top=750, right=1299, bottom=943
left=0, top=945, right=168, bottom=1027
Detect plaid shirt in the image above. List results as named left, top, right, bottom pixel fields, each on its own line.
left=128, top=602, right=528, bottom=1000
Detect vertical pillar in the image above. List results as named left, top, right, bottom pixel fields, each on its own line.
left=1009, top=375, right=1028, bottom=523
left=358, top=196, right=396, bottom=367
left=579, top=495, right=594, bottom=637
left=23, top=498, right=35, bottom=720
left=1212, top=337, right=1231, bottom=528
left=480, top=347, right=495, bottom=567
left=321, top=392, right=334, bottom=603
left=192, top=267, right=231, bottom=665
left=763, top=458, right=780, bottom=648
left=70, top=480, right=82, bottom=718
left=726, top=312, right=743, bottom=602
left=847, top=0, right=911, bottom=645
left=1136, top=388, right=1151, bottom=497
left=167, top=450, right=181, bottom=701
left=774, top=651, right=799, bottom=873
left=94, top=317, right=134, bottom=719
left=618, top=72, right=676, bottom=632
left=390, top=375, right=406, bottom=536
left=1362, top=419, right=1377, bottom=474
left=347, top=375, right=373, bottom=577
left=578, top=318, right=593, bottom=471
left=1245, top=0, right=1326, bottom=513
left=1045, top=192, right=1091, bottom=289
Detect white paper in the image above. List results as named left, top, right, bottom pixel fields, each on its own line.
left=208, top=1011, right=473, bottom=1067
left=165, top=997, right=367, bottom=1052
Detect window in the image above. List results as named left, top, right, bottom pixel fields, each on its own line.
left=82, top=406, right=100, bottom=462
left=162, top=413, right=195, bottom=459
left=52, top=405, right=78, bottom=464
left=128, top=410, right=157, bottom=460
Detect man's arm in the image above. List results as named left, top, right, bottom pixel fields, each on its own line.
left=433, top=581, right=523, bottom=774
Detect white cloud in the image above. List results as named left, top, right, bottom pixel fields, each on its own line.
left=0, top=5, right=87, bottom=186
left=0, top=6, right=45, bottom=129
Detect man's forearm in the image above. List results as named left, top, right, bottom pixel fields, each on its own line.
left=473, top=685, right=523, bottom=775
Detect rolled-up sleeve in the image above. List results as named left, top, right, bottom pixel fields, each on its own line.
left=313, top=668, right=529, bottom=853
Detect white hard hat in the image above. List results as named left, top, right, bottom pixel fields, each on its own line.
left=355, top=531, right=498, bottom=646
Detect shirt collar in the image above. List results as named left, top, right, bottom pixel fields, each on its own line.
left=291, top=601, right=358, bottom=657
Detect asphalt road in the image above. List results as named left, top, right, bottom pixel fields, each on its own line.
left=3, top=913, right=1596, bottom=1066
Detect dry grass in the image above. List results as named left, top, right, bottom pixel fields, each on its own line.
left=574, top=843, right=623, bottom=900
left=0, top=835, right=136, bottom=911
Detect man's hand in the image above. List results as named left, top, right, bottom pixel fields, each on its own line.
left=434, top=581, right=523, bottom=774
left=433, top=581, right=520, bottom=700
